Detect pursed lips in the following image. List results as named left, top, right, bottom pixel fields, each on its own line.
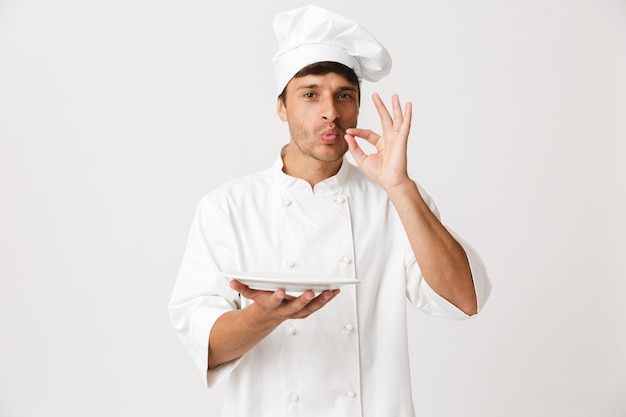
left=320, top=127, right=342, bottom=144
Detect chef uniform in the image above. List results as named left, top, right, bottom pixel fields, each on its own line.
left=169, top=5, right=491, bottom=417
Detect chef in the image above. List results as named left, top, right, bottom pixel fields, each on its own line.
left=169, top=5, right=491, bottom=417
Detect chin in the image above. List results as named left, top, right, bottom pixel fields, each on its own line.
left=315, top=148, right=347, bottom=163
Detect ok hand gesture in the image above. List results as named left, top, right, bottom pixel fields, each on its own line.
left=344, top=93, right=413, bottom=192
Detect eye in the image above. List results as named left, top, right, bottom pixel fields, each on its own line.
left=303, top=92, right=316, bottom=98
left=338, top=93, right=353, bottom=100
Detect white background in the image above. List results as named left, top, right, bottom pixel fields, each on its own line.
left=1, top=0, right=625, bottom=416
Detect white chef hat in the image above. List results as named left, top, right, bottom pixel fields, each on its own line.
left=272, top=4, right=392, bottom=96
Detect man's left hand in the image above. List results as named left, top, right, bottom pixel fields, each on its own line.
left=344, top=93, right=413, bottom=192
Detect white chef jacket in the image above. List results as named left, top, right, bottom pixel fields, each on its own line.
left=169, top=155, right=491, bottom=417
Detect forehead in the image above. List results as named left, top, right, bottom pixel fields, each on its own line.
left=288, top=72, right=359, bottom=90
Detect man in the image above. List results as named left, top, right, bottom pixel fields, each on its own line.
left=169, top=5, right=491, bottom=416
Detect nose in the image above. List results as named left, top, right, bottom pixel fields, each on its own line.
left=321, top=96, right=340, bottom=122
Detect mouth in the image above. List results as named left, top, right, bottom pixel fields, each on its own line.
left=320, top=128, right=340, bottom=144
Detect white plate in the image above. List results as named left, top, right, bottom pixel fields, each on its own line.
left=221, top=271, right=360, bottom=293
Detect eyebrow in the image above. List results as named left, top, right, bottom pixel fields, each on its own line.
left=336, top=86, right=358, bottom=93
left=296, top=84, right=358, bottom=92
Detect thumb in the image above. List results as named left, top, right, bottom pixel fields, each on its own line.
left=344, top=133, right=367, bottom=167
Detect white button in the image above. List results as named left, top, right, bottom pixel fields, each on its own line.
left=286, top=260, right=295, bottom=269
left=335, top=196, right=345, bottom=204
left=346, top=390, right=356, bottom=398
left=289, top=392, right=299, bottom=402
left=287, top=325, right=297, bottom=335
left=340, top=257, right=352, bottom=265
left=283, top=199, right=292, bottom=207
left=343, top=324, right=354, bottom=333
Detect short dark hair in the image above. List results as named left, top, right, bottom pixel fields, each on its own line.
left=278, top=61, right=361, bottom=104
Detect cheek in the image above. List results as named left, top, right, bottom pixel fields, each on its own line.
left=341, top=102, right=359, bottom=115
left=286, top=119, right=308, bottom=139
left=342, top=106, right=359, bottom=125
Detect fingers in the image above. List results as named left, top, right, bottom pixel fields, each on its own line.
left=400, top=101, right=412, bottom=134
left=345, top=128, right=380, bottom=144
left=372, top=93, right=412, bottom=133
left=274, top=290, right=315, bottom=316
left=230, top=279, right=287, bottom=308
left=392, top=94, right=404, bottom=126
left=345, top=128, right=381, bottom=164
left=285, top=289, right=340, bottom=319
left=230, top=279, right=257, bottom=297
left=372, top=93, right=393, bottom=130
left=344, top=133, right=367, bottom=167
left=347, top=94, right=411, bottom=147
left=231, top=279, right=340, bottom=320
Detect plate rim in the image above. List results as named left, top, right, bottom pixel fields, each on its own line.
left=220, top=271, right=360, bottom=286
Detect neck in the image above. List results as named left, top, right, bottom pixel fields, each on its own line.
left=281, top=144, right=343, bottom=188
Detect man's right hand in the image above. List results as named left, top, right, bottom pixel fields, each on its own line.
left=230, top=279, right=340, bottom=323
left=207, top=280, right=340, bottom=369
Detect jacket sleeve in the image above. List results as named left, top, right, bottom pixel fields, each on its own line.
left=404, top=185, right=492, bottom=319
left=168, top=196, right=243, bottom=388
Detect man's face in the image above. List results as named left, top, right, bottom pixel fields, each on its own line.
left=277, top=72, right=359, bottom=164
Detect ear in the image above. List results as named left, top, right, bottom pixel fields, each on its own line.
left=276, top=98, right=288, bottom=122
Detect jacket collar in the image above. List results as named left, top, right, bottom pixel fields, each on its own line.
left=272, top=146, right=349, bottom=194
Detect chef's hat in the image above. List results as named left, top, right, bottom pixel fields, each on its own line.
left=272, top=5, right=392, bottom=96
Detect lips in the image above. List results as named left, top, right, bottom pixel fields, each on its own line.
left=321, top=128, right=340, bottom=144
